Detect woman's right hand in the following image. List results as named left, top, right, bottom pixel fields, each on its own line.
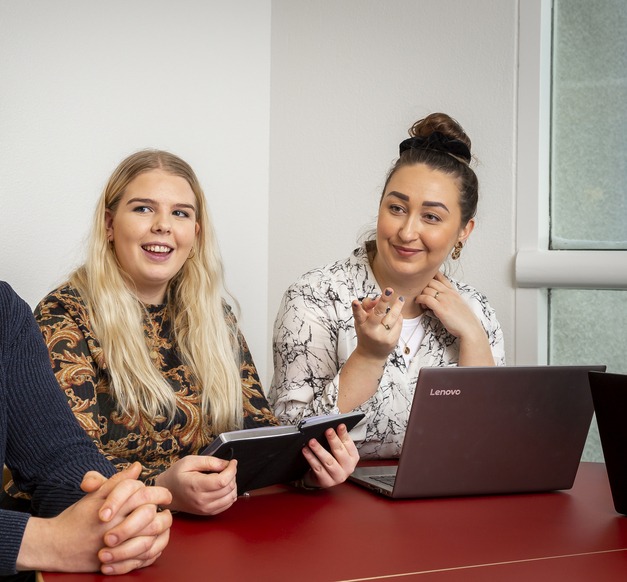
left=351, top=288, right=404, bottom=360
left=155, top=455, right=238, bottom=516
left=337, top=289, right=404, bottom=412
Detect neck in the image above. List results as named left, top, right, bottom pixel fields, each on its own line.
left=132, top=280, right=169, bottom=306
left=369, top=250, right=432, bottom=319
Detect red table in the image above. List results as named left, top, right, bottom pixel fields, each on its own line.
left=40, top=462, right=627, bottom=581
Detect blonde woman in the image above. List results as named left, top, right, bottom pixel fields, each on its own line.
left=26, top=150, right=358, bottom=516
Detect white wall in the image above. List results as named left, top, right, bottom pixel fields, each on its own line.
left=1, top=0, right=518, bottom=388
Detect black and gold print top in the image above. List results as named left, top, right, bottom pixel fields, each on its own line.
left=31, top=284, right=278, bottom=484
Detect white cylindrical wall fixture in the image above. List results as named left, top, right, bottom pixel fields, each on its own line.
left=516, top=250, right=627, bottom=289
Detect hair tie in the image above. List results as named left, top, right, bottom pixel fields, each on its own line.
left=399, top=131, right=471, bottom=163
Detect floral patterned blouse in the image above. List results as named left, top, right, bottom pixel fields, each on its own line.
left=33, top=284, right=278, bottom=484
left=269, top=244, right=506, bottom=459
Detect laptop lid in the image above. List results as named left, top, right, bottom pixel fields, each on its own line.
left=351, top=365, right=604, bottom=499
left=589, top=371, right=627, bottom=515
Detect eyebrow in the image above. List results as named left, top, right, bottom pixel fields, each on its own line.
left=385, top=191, right=450, bottom=214
left=126, top=197, right=197, bottom=212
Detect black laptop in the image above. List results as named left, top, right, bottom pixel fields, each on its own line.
left=589, top=371, right=627, bottom=515
left=350, top=365, right=605, bottom=499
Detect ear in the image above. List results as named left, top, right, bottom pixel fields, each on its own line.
left=195, top=222, right=200, bottom=236
left=458, top=218, right=475, bottom=244
left=105, top=209, right=114, bottom=242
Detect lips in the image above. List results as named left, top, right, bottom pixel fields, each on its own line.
left=393, top=245, right=422, bottom=257
left=142, top=244, right=173, bottom=254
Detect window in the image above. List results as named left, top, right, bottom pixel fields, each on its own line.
left=551, top=0, right=627, bottom=250
left=517, top=0, right=627, bottom=461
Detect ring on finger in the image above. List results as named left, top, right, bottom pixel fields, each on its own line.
left=382, top=322, right=390, bottom=330
left=434, top=291, right=440, bottom=300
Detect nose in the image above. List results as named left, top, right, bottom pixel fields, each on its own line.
left=151, top=212, right=172, bottom=234
left=398, top=216, right=420, bottom=242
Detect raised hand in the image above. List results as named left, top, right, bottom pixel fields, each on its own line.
left=351, top=288, right=404, bottom=360
left=417, top=272, right=495, bottom=366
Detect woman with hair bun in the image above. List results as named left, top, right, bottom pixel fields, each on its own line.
left=269, top=113, right=506, bottom=459
left=19, top=150, right=358, bottom=517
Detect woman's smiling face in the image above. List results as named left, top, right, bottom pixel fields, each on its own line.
left=373, top=163, right=474, bottom=287
left=105, top=169, right=199, bottom=304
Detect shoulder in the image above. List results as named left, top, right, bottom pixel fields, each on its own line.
left=220, top=298, right=238, bottom=325
left=38, top=282, right=84, bottom=308
left=35, top=283, right=86, bottom=320
left=0, top=281, right=32, bottom=349
left=0, top=283, right=65, bottom=380
left=0, top=281, right=29, bottom=319
left=447, top=276, right=486, bottom=300
left=284, top=246, right=370, bottom=298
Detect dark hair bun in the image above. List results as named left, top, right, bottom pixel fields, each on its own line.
left=409, top=112, right=471, bottom=155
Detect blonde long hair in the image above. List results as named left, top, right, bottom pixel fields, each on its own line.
left=70, top=150, right=243, bottom=433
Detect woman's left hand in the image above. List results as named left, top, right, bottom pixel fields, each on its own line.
left=300, top=424, right=360, bottom=488
left=417, top=272, right=495, bottom=367
left=417, top=272, right=482, bottom=340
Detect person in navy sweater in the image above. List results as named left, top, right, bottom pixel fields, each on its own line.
left=0, top=281, right=172, bottom=577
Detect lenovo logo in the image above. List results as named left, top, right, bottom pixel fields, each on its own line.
left=429, top=388, right=461, bottom=396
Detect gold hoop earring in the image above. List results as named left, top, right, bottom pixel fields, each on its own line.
left=451, top=241, right=463, bottom=260
left=188, top=247, right=196, bottom=260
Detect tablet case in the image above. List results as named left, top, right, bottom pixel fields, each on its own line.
left=201, top=411, right=364, bottom=494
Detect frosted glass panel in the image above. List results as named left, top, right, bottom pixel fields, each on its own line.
left=549, top=289, right=627, bottom=460
left=551, top=0, right=627, bottom=249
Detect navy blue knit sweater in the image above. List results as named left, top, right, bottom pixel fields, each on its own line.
left=0, top=282, right=115, bottom=575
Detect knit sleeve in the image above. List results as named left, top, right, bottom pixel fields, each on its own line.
left=1, top=283, right=115, bottom=517
left=0, top=509, right=29, bottom=575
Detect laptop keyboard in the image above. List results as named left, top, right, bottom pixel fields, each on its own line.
left=370, top=474, right=396, bottom=487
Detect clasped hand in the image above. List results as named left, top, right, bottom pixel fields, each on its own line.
left=155, top=455, right=238, bottom=516
left=18, top=462, right=172, bottom=575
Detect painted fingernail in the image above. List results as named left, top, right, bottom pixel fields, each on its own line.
left=399, top=296, right=405, bottom=302
left=384, top=289, right=392, bottom=296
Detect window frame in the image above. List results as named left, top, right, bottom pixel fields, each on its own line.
left=515, top=0, right=627, bottom=365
